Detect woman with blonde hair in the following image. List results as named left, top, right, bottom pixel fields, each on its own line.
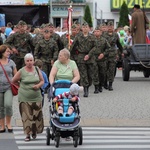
left=49, top=48, right=80, bottom=84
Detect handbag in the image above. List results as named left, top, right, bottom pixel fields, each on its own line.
left=0, top=62, right=19, bottom=96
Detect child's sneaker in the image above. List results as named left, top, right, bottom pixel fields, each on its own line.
left=66, top=113, right=69, bottom=117
left=58, top=113, right=63, bottom=116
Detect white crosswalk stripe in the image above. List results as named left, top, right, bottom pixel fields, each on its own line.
left=13, top=127, right=150, bottom=150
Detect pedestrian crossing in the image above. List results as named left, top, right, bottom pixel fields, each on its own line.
left=13, top=127, right=150, bottom=149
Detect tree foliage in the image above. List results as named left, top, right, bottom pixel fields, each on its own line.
left=118, top=1, right=129, bottom=27
left=83, top=5, right=93, bottom=27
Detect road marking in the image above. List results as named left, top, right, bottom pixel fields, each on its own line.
left=13, top=127, right=150, bottom=149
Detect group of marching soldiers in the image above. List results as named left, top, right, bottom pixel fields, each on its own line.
left=4, top=20, right=124, bottom=97
left=70, top=21, right=123, bottom=97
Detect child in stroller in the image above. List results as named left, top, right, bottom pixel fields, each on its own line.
left=53, top=83, right=80, bottom=117
left=46, top=80, right=83, bottom=148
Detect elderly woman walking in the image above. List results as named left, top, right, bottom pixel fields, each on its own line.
left=12, top=53, right=44, bottom=141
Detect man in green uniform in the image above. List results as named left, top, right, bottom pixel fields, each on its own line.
left=4, top=20, right=34, bottom=70
left=89, top=26, right=110, bottom=92
left=103, top=21, right=123, bottom=91
left=70, top=22, right=99, bottom=97
left=48, top=23, right=63, bottom=51
left=34, top=25, right=59, bottom=76
left=61, top=24, right=77, bottom=50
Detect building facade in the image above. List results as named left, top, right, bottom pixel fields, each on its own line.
left=93, top=0, right=150, bottom=28
left=0, top=0, right=149, bottom=28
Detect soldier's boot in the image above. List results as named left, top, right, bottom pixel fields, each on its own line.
left=108, top=82, right=113, bottom=91
left=83, top=87, right=89, bottom=97
left=104, top=80, right=108, bottom=89
left=94, top=85, right=99, bottom=94
left=99, top=84, right=103, bottom=92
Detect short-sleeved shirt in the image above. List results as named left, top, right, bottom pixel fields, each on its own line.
left=0, top=59, right=16, bottom=92
left=18, top=66, right=42, bottom=102
left=54, top=59, right=78, bottom=81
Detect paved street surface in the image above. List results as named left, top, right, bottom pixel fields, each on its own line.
left=12, top=126, right=150, bottom=150
left=1, top=69, right=150, bottom=150
left=12, top=69, right=150, bottom=127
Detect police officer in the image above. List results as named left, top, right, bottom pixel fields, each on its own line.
left=34, top=24, right=59, bottom=76
left=4, top=20, right=33, bottom=70
left=103, top=21, right=123, bottom=91
left=70, top=22, right=99, bottom=97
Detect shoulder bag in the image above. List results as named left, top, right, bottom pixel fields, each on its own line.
left=0, top=62, right=19, bottom=96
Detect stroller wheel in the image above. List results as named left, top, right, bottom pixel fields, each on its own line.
left=78, top=127, right=83, bottom=145
left=55, top=136, right=60, bottom=148
left=73, top=136, right=78, bottom=147
left=46, top=127, right=50, bottom=145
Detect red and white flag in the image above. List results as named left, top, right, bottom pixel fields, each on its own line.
left=128, top=14, right=132, bottom=25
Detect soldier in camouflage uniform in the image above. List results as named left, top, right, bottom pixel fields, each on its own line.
left=88, top=26, right=110, bottom=92
left=48, top=23, right=63, bottom=51
left=61, top=24, right=78, bottom=61
left=61, top=24, right=77, bottom=49
left=70, top=22, right=99, bottom=97
left=103, top=21, right=123, bottom=91
left=74, top=20, right=82, bottom=35
left=32, top=24, right=45, bottom=49
left=4, top=20, right=34, bottom=70
left=34, top=25, right=59, bottom=77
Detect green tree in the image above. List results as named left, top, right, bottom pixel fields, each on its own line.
left=118, top=1, right=129, bottom=27
left=83, top=5, right=93, bottom=27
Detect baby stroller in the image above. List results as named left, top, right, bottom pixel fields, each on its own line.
left=46, top=80, right=83, bottom=148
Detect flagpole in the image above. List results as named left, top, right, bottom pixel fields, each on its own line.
left=68, top=3, right=73, bottom=50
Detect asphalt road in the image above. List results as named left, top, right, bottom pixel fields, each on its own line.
left=1, top=69, right=150, bottom=150
left=12, top=69, right=150, bottom=127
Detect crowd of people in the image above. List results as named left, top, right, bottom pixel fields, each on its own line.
left=0, top=3, right=149, bottom=142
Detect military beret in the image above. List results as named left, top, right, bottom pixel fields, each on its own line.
left=43, top=29, right=50, bottom=33
left=48, top=22, right=54, bottom=27
left=71, top=24, right=76, bottom=29
left=94, top=26, right=100, bottom=30
left=100, top=23, right=106, bottom=27
left=18, top=20, right=27, bottom=26
left=44, top=23, right=51, bottom=28
left=107, top=21, right=114, bottom=26
left=74, top=20, right=80, bottom=25
left=40, top=23, right=46, bottom=29
left=133, top=4, right=140, bottom=9
left=82, top=21, right=88, bottom=26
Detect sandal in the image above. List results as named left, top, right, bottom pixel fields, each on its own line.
left=25, top=135, right=30, bottom=142
left=32, top=134, right=37, bottom=139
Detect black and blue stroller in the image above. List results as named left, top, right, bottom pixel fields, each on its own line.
left=46, top=80, right=83, bottom=148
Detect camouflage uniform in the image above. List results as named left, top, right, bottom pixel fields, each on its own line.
left=4, top=21, right=33, bottom=70
left=34, top=35, right=58, bottom=76
left=61, top=24, right=78, bottom=61
left=103, top=21, right=123, bottom=90
left=70, top=22, right=99, bottom=97
left=51, top=33, right=63, bottom=51
left=48, top=23, right=63, bottom=51
left=89, top=27, right=110, bottom=92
